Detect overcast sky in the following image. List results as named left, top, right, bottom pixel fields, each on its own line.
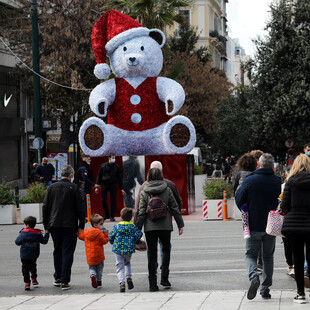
left=226, top=0, right=273, bottom=57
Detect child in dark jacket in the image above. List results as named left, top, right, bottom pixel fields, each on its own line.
left=15, top=216, right=49, bottom=290
left=109, top=207, right=142, bottom=292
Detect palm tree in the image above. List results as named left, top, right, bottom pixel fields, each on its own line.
left=102, top=0, right=194, bottom=30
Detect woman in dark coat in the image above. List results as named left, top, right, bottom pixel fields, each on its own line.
left=281, top=154, right=310, bottom=304
left=136, top=168, right=184, bottom=292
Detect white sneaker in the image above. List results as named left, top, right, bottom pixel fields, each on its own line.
left=287, top=267, right=295, bottom=278
left=294, top=294, right=306, bottom=304
left=244, top=226, right=250, bottom=239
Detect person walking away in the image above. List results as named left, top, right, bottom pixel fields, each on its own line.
left=235, top=153, right=281, bottom=300
left=109, top=207, right=142, bottom=292
left=35, top=157, right=55, bottom=187
left=95, top=154, right=126, bottom=221
left=78, top=214, right=109, bottom=289
left=280, top=154, right=310, bottom=304
left=233, top=153, right=257, bottom=239
left=77, top=154, right=95, bottom=216
left=15, top=216, right=49, bottom=291
left=43, top=165, right=86, bottom=290
left=136, top=168, right=184, bottom=292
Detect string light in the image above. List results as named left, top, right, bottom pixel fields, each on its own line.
left=0, top=36, right=93, bottom=91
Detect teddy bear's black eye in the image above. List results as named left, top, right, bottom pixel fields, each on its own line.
left=123, top=46, right=127, bottom=51
left=140, top=46, right=144, bottom=51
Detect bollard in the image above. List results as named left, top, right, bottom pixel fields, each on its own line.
left=223, top=190, right=229, bottom=221
left=86, top=194, right=91, bottom=224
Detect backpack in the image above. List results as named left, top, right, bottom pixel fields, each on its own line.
left=146, top=194, right=167, bottom=221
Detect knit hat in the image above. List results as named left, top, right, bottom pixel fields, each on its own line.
left=91, top=9, right=165, bottom=80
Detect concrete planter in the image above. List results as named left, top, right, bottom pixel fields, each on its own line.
left=202, top=199, right=223, bottom=220
left=19, top=203, right=43, bottom=223
left=0, top=204, right=17, bottom=224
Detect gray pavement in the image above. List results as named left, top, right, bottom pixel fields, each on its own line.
left=0, top=209, right=309, bottom=309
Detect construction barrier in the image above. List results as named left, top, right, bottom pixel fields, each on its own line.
left=86, top=194, right=91, bottom=224
left=202, top=199, right=223, bottom=220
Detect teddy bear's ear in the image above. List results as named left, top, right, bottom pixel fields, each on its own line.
left=149, top=29, right=166, bottom=48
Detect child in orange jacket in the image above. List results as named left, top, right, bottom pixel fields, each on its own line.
left=78, top=214, right=109, bottom=288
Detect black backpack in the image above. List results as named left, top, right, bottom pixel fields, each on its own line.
left=146, top=194, right=167, bottom=221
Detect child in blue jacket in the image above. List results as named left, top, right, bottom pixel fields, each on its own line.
left=15, top=216, right=49, bottom=290
left=109, top=207, right=142, bottom=292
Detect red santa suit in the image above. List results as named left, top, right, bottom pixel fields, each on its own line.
left=107, top=77, right=170, bottom=131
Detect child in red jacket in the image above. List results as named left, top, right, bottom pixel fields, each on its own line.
left=78, top=214, right=109, bottom=288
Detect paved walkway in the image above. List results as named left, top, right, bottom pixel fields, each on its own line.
left=1, top=290, right=309, bottom=309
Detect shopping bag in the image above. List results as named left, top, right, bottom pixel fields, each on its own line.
left=266, top=210, right=284, bottom=236
left=135, top=238, right=147, bottom=251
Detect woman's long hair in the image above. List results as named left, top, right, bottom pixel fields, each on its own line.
left=286, top=154, right=310, bottom=180
left=147, top=168, right=163, bottom=181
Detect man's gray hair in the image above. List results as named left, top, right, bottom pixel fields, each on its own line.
left=150, top=161, right=162, bottom=171
left=61, top=165, right=74, bottom=177
left=259, top=153, right=274, bottom=169
left=42, top=157, right=48, bottom=161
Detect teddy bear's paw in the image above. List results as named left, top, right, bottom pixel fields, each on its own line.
left=79, top=117, right=110, bottom=156
left=84, top=125, right=104, bottom=150
left=170, top=123, right=190, bottom=147
left=163, top=115, right=196, bottom=154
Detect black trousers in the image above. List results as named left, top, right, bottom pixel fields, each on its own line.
left=21, top=259, right=37, bottom=283
left=145, top=230, right=171, bottom=278
left=101, top=183, right=117, bottom=218
left=50, top=227, right=77, bottom=284
left=282, top=237, right=294, bottom=266
left=289, top=234, right=310, bottom=295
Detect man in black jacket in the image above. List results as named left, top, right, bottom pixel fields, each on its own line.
left=95, top=154, right=126, bottom=221
left=43, top=165, right=85, bottom=290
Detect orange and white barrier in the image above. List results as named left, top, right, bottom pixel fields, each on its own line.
left=223, top=190, right=229, bottom=221
left=202, top=200, right=223, bottom=220
left=86, top=194, right=91, bottom=224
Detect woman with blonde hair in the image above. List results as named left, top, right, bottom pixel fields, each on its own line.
left=281, top=154, right=310, bottom=304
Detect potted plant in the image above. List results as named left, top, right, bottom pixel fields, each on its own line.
left=202, top=179, right=233, bottom=220
left=0, top=179, right=17, bottom=224
left=19, top=182, right=47, bottom=223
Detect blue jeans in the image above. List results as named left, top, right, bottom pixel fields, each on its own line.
left=50, top=227, right=77, bottom=283
left=245, top=231, right=276, bottom=293
left=115, top=254, right=132, bottom=285
left=89, top=262, right=104, bottom=282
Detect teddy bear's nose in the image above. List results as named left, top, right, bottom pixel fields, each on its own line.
left=129, top=57, right=136, bottom=63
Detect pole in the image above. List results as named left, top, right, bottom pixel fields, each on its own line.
left=223, top=190, right=229, bottom=221
left=31, top=0, right=42, bottom=162
left=86, top=194, right=91, bottom=224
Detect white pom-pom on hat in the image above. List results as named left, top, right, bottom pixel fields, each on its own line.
left=94, top=63, right=111, bottom=80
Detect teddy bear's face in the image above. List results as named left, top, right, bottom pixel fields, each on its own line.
left=109, top=36, right=163, bottom=79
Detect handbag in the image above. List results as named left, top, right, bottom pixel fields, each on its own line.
left=266, top=208, right=284, bottom=236
left=135, top=238, right=147, bottom=251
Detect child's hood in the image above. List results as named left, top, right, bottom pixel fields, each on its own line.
left=20, top=228, right=42, bottom=241
left=84, top=228, right=103, bottom=241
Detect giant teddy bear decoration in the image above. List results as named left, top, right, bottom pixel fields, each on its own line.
left=79, top=9, right=196, bottom=156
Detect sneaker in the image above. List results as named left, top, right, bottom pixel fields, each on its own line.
left=97, top=281, right=102, bottom=288
left=25, top=282, right=30, bottom=291
left=160, top=279, right=171, bottom=287
left=247, top=277, right=260, bottom=300
left=261, top=288, right=271, bottom=299
left=110, top=217, right=115, bottom=222
left=120, top=283, right=125, bottom=293
left=90, top=274, right=98, bottom=288
left=127, top=277, right=134, bottom=290
left=257, top=264, right=263, bottom=275
left=287, top=267, right=295, bottom=278
left=32, top=279, right=39, bottom=287
left=53, top=279, right=61, bottom=287
left=61, top=283, right=71, bottom=290
left=244, top=226, right=250, bottom=239
left=149, top=285, right=159, bottom=292
left=294, top=294, right=306, bottom=304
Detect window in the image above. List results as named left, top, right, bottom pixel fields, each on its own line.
left=179, top=9, right=190, bottom=26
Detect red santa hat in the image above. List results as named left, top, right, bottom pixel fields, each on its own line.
left=91, top=9, right=165, bottom=80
